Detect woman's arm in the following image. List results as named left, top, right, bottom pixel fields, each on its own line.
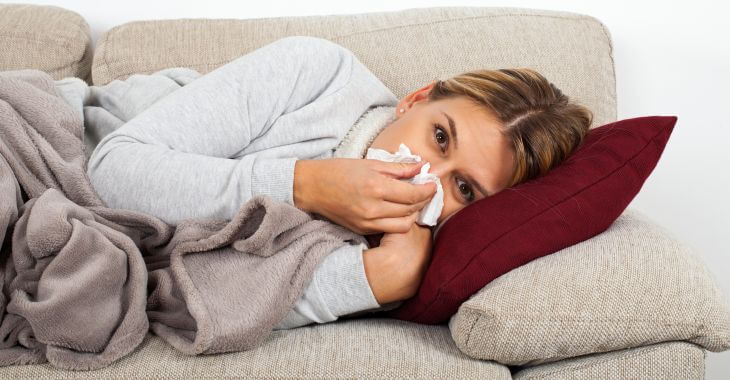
left=363, top=223, right=434, bottom=304
left=87, top=36, right=390, bottom=224
left=275, top=222, right=429, bottom=330
left=274, top=241, right=382, bottom=330
left=363, top=246, right=402, bottom=305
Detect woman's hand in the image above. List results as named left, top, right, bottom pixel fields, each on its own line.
left=362, top=222, right=434, bottom=305
left=293, top=158, right=437, bottom=235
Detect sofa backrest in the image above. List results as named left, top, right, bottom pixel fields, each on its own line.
left=0, top=5, right=617, bottom=128
left=92, top=7, right=617, bottom=128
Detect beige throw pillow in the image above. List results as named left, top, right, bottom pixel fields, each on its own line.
left=449, top=207, right=730, bottom=366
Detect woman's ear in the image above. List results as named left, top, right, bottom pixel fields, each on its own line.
left=396, top=80, right=437, bottom=116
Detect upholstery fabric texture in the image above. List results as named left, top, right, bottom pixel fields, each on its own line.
left=0, top=4, right=92, bottom=81
left=448, top=207, right=730, bottom=365
left=90, top=7, right=617, bottom=128
left=512, top=341, right=706, bottom=380
left=0, top=320, right=513, bottom=379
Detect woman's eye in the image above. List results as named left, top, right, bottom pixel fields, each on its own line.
left=433, top=124, right=448, bottom=152
left=434, top=123, right=474, bottom=203
left=456, top=178, right=475, bottom=203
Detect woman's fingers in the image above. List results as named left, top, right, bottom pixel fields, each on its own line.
left=375, top=160, right=425, bottom=179
left=364, top=197, right=431, bottom=220
left=366, top=212, right=420, bottom=234
left=380, top=177, right=437, bottom=205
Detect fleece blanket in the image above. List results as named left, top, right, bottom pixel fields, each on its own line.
left=0, top=69, right=366, bottom=370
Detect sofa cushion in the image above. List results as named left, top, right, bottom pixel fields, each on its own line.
left=91, top=6, right=616, bottom=128
left=513, top=341, right=705, bottom=380
left=448, top=207, right=730, bottom=366
left=0, top=4, right=92, bottom=81
left=381, top=116, right=677, bottom=324
left=0, top=319, right=511, bottom=379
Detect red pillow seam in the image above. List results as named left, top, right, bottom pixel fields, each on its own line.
left=417, top=118, right=674, bottom=318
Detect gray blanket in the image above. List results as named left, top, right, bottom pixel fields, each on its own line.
left=0, top=69, right=366, bottom=370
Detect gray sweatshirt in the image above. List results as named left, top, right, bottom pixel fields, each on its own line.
left=86, top=36, right=400, bottom=329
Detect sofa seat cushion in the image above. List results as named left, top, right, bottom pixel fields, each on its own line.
left=0, top=319, right=510, bottom=379
left=0, top=4, right=92, bottom=81
left=513, top=341, right=705, bottom=380
left=449, top=207, right=730, bottom=365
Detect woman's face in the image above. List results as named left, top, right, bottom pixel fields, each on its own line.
left=369, top=81, right=516, bottom=226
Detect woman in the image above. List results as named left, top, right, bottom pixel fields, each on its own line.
left=87, top=36, right=592, bottom=329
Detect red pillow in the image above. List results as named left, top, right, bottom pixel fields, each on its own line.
left=368, top=115, right=678, bottom=324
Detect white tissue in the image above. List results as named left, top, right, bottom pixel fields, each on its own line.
left=365, top=143, right=444, bottom=227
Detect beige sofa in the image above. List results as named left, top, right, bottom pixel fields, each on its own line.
left=1, top=4, right=729, bottom=379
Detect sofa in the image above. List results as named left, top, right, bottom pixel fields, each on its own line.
left=1, top=3, right=729, bottom=379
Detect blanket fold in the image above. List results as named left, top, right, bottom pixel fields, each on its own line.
left=0, top=69, right=365, bottom=370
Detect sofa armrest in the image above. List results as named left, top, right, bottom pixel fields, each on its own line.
left=0, top=4, right=92, bottom=82
left=512, top=341, right=705, bottom=380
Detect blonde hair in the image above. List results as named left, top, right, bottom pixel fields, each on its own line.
left=427, top=68, right=593, bottom=188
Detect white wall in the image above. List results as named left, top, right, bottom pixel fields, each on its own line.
left=12, top=0, right=730, bottom=377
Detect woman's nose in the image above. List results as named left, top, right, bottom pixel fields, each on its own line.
left=426, top=161, right=449, bottom=181
left=418, top=151, right=450, bottom=180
